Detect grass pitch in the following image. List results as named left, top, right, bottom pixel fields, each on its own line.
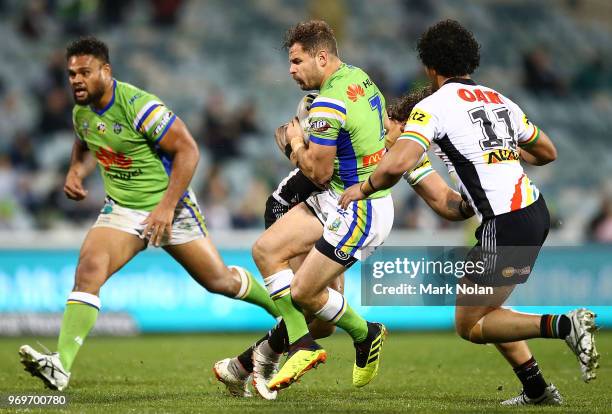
left=0, top=331, right=609, bottom=413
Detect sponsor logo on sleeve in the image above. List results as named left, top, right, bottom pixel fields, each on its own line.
left=522, top=114, right=531, bottom=127
left=153, top=112, right=173, bottom=136
left=310, top=119, right=331, bottom=133
left=407, top=108, right=431, bottom=126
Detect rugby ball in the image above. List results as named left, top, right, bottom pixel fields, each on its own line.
left=296, top=92, right=318, bottom=143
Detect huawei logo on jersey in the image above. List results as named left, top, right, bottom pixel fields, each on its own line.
left=347, top=84, right=365, bottom=102
left=95, top=146, right=133, bottom=171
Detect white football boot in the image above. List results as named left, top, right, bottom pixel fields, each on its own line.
left=501, top=384, right=563, bottom=406
left=565, top=308, right=600, bottom=382
left=213, top=358, right=252, bottom=397
left=19, top=345, right=70, bottom=391
left=251, top=341, right=280, bottom=400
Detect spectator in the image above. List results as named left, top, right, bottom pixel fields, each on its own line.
left=38, top=87, right=72, bottom=134
left=522, top=48, right=567, bottom=97
left=587, top=197, right=612, bottom=243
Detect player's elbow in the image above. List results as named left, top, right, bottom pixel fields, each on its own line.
left=387, top=158, right=411, bottom=178
left=312, top=165, right=333, bottom=187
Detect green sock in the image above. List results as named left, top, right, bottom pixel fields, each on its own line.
left=336, top=304, right=368, bottom=343
left=57, top=295, right=99, bottom=371
left=273, top=294, right=309, bottom=344
left=240, top=270, right=280, bottom=318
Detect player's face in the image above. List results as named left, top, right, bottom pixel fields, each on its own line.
left=67, top=55, right=111, bottom=105
left=385, top=118, right=405, bottom=147
left=288, top=43, right=323, bottom=90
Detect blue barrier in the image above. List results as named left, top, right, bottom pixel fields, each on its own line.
left=0, top=249, right=610, bottom=331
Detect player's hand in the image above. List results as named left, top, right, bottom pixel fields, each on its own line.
left=64, top=170, right=88, bottom=200
left=285, top=117, right=304, bottom=146
left=141, top=204, right=174, bottom=247
left=338, top=182, right=366, bottom=210
left=274, top=123, right=291, bottom=158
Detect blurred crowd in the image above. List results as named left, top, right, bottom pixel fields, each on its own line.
left=0, top=0, right=611, bottom=243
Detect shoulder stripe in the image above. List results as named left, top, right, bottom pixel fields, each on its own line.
left=309, top=135, right=337, bottom=146
left=397, top=131, right=431, bottom=150
left=309, top=109, right=346, bottom=124
left=143, top=105, right=165, bottom=132
left=133, top=101, right=162, bottom=130
left=311, top=100, right=346, bottom=114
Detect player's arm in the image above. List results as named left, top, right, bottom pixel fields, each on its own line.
left=339, top=139, right=425, bottom=209
left=286, top=117, right=336, bottom=187
left=519, top=130, right=557, bottom=166
left=64, top=138, right=96, bottom=201
left=143, top=117, right=199, bottom=246
left=513, top=107, right=557, bottom=166
left=413, top=172, right=474, bottom=221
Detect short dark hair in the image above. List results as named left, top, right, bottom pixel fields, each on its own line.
left=387, top=86, right=432, bottom=122
left=416, top=20, right=480, bottom=77
left=283, top=20, right=338, bottom=56
left=66, top=36, right=110, bottom=64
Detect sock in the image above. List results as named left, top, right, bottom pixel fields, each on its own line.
left=265, top=269, right=309, bottom=344
left=514, top=357, right=548, bottom=399
left=57, top=292, right=100, bottom=371
left=236, top=334, right=269, bottom=373
left=540, top=314, right=571, bottom=339
left=267, top=320, right=289, bottom=354
left=315, top=288, right=368, bottom=343
left=230, top=266, right=280, bottom=318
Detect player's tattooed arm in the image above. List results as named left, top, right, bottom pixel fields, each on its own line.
left=64, top=138, right=95, bottom=201
left=412, top=172, right=474, bottom=221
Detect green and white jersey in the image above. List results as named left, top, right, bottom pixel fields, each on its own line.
left=306, top=63, right=390, bottom=198
left=72, top=79, right=180, bottom=211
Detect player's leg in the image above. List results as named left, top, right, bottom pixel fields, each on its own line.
left=163, top=237, right=278, bottom=318
left=268, top=195, right=393, bottom=390
left=251, top=202, right=323, bottom=345
left=20, top=226, right=144, bottom=390
left=161, top=191, right=279, bottom=318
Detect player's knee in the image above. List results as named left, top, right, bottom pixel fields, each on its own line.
left=455, top=316, right=486, bottom=344
left=252, top=236, right=275, bottom=269
left=289, top=278, right=312, bottom=309
left=74, top=253, right=109, bottom=293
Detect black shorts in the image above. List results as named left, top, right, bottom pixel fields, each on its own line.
left=264, top=169, right=321, bottom=229
left=465, top=195, right=550, bottom=286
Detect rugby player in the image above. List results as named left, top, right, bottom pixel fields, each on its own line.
left=339, top=20, right=599, bottom=406
left=214, top=87, right=475, bottom=399
left=18, top=36, right=280, bottom=391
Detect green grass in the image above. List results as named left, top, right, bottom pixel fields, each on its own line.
left=0, top=331, right=609, bottom=413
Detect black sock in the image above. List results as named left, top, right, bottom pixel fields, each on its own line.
left=540, top=314, right=571, bottom=338
left=287, top=333, right=318, bottom=354
left=514, top=357, right=547, bottom=399
left=267, top=320, right=289, bottom=354
left=236, top=334, right=269, bottom=372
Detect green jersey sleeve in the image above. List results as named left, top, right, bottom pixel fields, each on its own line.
left=306, top=96, right=347, bottom=146
left=127, top=89, right=177, bottom=144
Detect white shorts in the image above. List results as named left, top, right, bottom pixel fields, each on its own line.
left=92, top=191, right=207, bottom=246
left=305, top=189, right=394, bottom=261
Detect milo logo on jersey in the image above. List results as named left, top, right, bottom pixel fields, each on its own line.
left=483, top=148, right=520, bottom=164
